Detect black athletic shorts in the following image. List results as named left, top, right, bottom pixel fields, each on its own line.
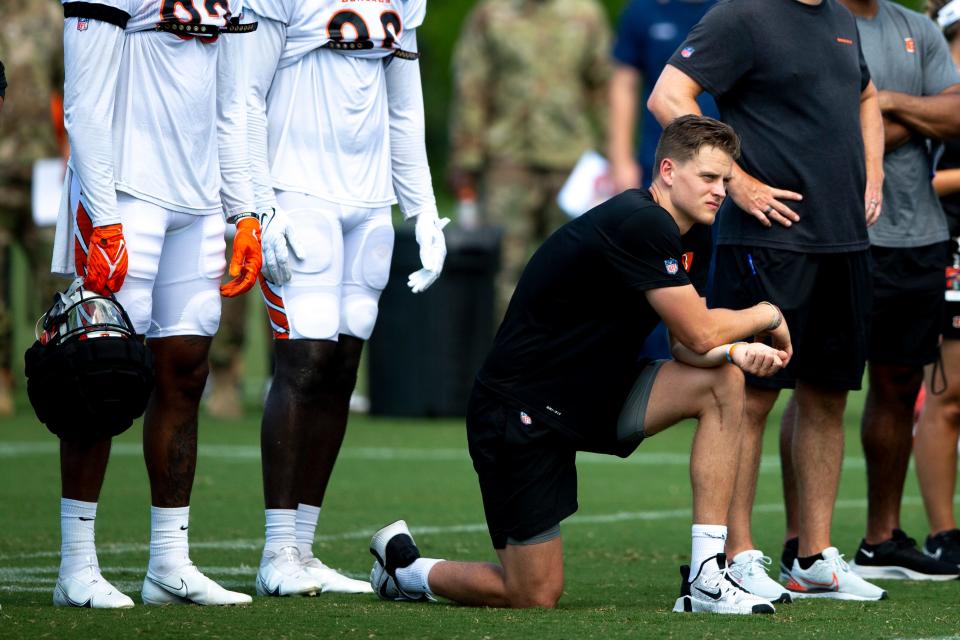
left=466, top=382, right=578, bottom=550
left=943, top=247, right=960, bottom=340
left=869, top=243, right=946, bottom=366
left=713, top=245, right=871, bottom=390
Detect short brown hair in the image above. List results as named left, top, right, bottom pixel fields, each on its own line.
left=928, top=0, right=960, bottom=42
left=653, top=115, right=741, bottom=175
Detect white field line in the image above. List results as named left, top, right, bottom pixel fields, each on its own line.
left=0, top=496, right=933, bottom=564
left=0, top=441, right=869, bottom=471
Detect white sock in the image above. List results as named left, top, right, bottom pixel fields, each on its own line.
left=690, top=524, right=727, bottom=581
left=59, top=498, right=99, bottom=577
left=295, top=503, right=321, bottom=561
left=148, top=506, right=191, bottom=577
left=395, top=557, right=443, bottom=597
left=264, top=509, right=298, bottom=556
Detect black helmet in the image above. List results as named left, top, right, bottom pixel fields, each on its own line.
left=24, top=279, right=153, bottom=443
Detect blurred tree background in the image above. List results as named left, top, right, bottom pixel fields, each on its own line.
left=418, top=0, right=925, bottom=207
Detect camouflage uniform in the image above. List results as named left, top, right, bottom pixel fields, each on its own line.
left=0, top=0, right=65, bottom=414
left=450, top=0, right=612, bottom=315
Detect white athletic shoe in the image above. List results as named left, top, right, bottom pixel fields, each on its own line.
left=142, top=562, right=252, bottom=606
left=256, top=546, right=321, bottom=597
left=785, top=547, right=887, bottom=601
left=673, top=553, right=776, bottom=615
left=54, top=565, right=135, bottom=609
left=727, top=550, right=792, bottom=604
left=302, top=556, right=373, bottom=594
left=369, top=520, right=432, bottom=602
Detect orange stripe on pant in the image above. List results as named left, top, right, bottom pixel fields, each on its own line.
left=258, top=275, right=290, bottom=340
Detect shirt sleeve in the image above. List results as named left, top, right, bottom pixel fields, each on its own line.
left=611, top=1, right=646, bottom=69
left=919, top=17, right=960, bottom=96
left=666, top=0, right=753, bottom=98
left=217, top=28, right=255, bottom=221
left=856, top=26, right=871, bottom=93
left=605, top=206, right=692, bottom=293
left=681, top=224, right=712, bottom=297
left=386, top=29, right=438, bottom=220
left=244, top=11, right=285, bottom=212
left=62, top=16, right=125, bottom=227
left=403, top=0, right=427, bottom=31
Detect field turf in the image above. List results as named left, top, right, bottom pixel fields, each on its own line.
left=1, top=391, right=959, bottom=639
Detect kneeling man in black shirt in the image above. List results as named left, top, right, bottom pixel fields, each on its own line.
left=369, top=115, right=792, bottom=614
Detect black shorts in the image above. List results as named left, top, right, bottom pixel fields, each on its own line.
left=943, top=250, right=960, bottom=340
left=869, top=244, right=946, bottom=366
left=713, top=245, right=871, bottom=390
left=466, top=383, right=578, bottom=550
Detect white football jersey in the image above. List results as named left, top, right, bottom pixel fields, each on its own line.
left=252, top=0, right=428, bottom=208
left=63, top=0, right=241, bottom=215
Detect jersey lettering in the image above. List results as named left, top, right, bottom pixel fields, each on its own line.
left=159, top=0, right=230, bottom=24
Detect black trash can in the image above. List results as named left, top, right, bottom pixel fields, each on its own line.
left=368, top=225, right=502, bottom=417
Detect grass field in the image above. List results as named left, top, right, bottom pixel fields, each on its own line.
left=1, top=390, right=959, bottom=640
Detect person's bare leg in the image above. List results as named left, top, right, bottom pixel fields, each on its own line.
left=915, top=341, right=960, bottom=535
left=61, top=439, right=112, bottom=502
left=142, top=336, right=213, bottom=507
left=725, top=386, right=780, bottom=556
left=793, top=382, right=848, bottom=556
left=861, top=362, right=924, bottom=543
left=427, top=538, right=565, bottom=608
left=780, top=394, right=799, bottom=541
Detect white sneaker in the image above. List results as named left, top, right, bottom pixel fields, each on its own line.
left=369, top=520, right=432, bottom=602
left=673, top=553, right=776, bottom=615
left=142, top=562, right=252, bottom=606
left=54, top=565, right=135, bottom=609
left=302, top=556, right=373, bottom=594
left=256, top=546, right=321, bottom=597
left=728, top=550, right=792, bottom=603
left=785, top=546, right=887, bottom=601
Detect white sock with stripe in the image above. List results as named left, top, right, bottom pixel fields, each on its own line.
left=690, top=524, right=727, bottom=581
left=59, top=498, right=99, bottom=577
left=148, top=506, right=191, bottom=577
left=264, top=509, right=298, bottom=556
left=295, top=503, right=321, bottom=561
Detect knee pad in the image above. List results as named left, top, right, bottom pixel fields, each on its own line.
left=166, top=288, right=221, bottom=337
left=115, top=285, right=154, bottom=336
left=341, top=287, right=380, bottom=340
left=351, top=221, right=394, bottom=291
left=287, top=290, right=340, bottom=340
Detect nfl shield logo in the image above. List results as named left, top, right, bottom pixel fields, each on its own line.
left=520, top=412, right=533, bottom=425
left=77, top=17, right=89, bottom=31
left=681, top=46, right=695, bottom=58
left=664, top=259, right=679, bottom=275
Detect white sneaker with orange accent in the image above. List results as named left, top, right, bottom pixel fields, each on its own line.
left=785, top=547, right=887, bottom=601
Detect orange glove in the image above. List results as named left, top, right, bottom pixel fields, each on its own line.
left=220, top=217, right=262, bottom=297
left=84, top=223, right=128, bottom=295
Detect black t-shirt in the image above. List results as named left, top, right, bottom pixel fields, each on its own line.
left=939, top=138, right=960, bottom=240
left=476, top=189, right=711, bottom=454
left=668, top=0, right=871, bottom=253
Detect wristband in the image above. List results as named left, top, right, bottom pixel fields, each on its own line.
left=226, top=211, right=259, bottom=225
left=725, top=342, right=748, bottom=363
left=759, top=301, right=782, bottom=331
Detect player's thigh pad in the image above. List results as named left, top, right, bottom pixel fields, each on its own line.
left=272, top=192, right=344, bottom=341
left=149, top=212, right=225, bottom=338
left=340, top=206, right=393, bottom=340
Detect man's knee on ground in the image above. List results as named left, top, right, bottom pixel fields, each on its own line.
left=506, top=579, right=563, bottom=609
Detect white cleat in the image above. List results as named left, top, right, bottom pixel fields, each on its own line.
left=302, top=556, right=373, bottom=594
left=369, top=520, right=433, bottom=602
left=53, top=565, right=135, bottom=609
left=142, top=562, right=252, bottom=606
left=727, top=550, right=792, bottom=604
left=673, top=553, right=776, bottom=615
left=256, top=546, right=321, bottom=597
left=785, top=547, right=887, bottom=601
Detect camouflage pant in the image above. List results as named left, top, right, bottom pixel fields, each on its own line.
left=0, top=205, right=59, bottom=373
left=480, top=165, right=570, bottom=319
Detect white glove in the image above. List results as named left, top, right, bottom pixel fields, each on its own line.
left=260, top=206, right=306, bottom=284
left=408, top=209, right=451, bottom=294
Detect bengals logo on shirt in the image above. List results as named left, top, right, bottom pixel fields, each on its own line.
left=681, top=252, right=694, bottom=272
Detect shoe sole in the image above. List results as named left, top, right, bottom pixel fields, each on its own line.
left=672, top=595, right=774, bottom=614
left=787, top=589, right=888, bottom=601
left=848, top=562, right=959, bottom=582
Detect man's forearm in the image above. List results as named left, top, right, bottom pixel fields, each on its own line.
left=934, top=167, right=960, bottom=197
left=881, top=89, right=960, bottom=140
left=883, top=116, right=912, bottom=153
left=861, top=89, right=885, bottom=178
left=671, top=340, right=733, bottom=368
left=608, top=67, right=639, bottom=165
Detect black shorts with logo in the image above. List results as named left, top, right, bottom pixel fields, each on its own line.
left=713, top=245, right=871, bottom=390
left=869, top=243, right=947, bottom=366
left=466, top=382, right=578, bottom=550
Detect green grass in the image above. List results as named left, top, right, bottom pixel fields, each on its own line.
left=1, top=391, right=959, bottom=639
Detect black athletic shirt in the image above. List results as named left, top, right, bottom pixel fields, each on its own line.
left=668, top=0, right=871, bottom=253
left=476, top=189, right=711, bottom=454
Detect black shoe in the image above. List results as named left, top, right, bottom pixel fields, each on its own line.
left=779, top=537, right=798, bottom=581
left=850, top=529, right=960, bottom=581
left=924, top=529, right=960, bottom=566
